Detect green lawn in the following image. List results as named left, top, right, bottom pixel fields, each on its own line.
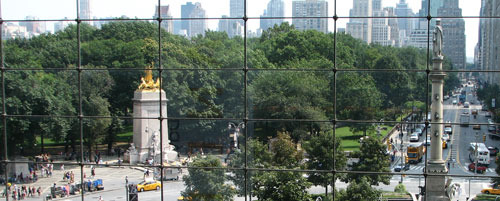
left=474, top=194, right=500, bottom=201
left=335, top=125, right=392, bottom=151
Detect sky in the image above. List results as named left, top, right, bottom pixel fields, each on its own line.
left=2, top=0, right=482, bottom=60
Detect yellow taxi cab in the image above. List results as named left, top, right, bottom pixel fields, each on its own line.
left=481, top=184, right=500, bottom=195
left=137, top=180, right=161, bottom=192
left=442, top=141, right=447, bottom=149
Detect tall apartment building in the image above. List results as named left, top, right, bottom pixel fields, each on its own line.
left=292, top=0, right=328, bottom=33
left=80, top=0, right=92, bottom=25
left=218, top=15, right=243, bottom=38
left=54, top=17, right=70, bottom=33
left=19, top=16, right=46, bottom=35
left=188, top=3, right=207, bottom=37
left=395, top=0, right=415, bottom=45
left=346, top=0, right=372, bottom=43
left=230, top=0, right=244, bottom=18
left=371, top=0, right=399, bottom=47
left=477, top=0, right=500, bottom=84
left=181, top=2, right=207, bottom=37
left=437, top=0, right=466, bottom=70
left=260, top=0, right=285, bottom=31
left=181, top=2, right=196, bottom=34
left=154, top=5, right=174, bottom=34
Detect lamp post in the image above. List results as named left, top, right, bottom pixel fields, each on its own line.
left=125, top=176, right=129, bottom=201
left=228, top=122, right=245, bottom=150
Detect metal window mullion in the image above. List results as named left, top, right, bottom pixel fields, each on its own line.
left=76, top=0, right=86, bottom=200
left=243, top=1, right=249, bottom=200
left=0, top=7, right=10, bottom=201
left=332, top=0, right=338, bottom=198
left=423, top=0, right=432, bottom=199
left=157, top=1, right=165, bottom=200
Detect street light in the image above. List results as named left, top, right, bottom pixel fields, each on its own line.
left=228, top=122, right=245, bottom=150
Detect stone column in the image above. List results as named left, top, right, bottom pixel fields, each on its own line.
left=426, top=19, right=449, bottom=201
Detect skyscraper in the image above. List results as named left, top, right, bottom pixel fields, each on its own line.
left=154, top=5, right=174, bottom=34
left=19, top=16, right=46, bottom=35
left=477, top=0, right=500, bottom=84
left=260, top=0, right=284, bottom=31
left=181, top=2, right=196, bottom=33
left=188, top=2, right=207, bottom=37
left=371, top=1, right=399, bottom=47
left=80, top=0, right=92, bottom=24
left=230, top=0, right=244, bottom=18
left=417, top=0, right=444, bottom=29
left=395, top=0, right=414, bottom=38
left=346, top=0, right=372, bottom=43
left=218, top=15, right=243, bottom=38
left=437, top=0, right=466, bottom=70
left=292, top=0, right=328, bottom=33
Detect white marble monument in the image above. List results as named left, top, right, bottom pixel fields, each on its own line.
left=125, top=66, right=177, bottom=164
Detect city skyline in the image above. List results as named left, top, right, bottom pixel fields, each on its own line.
left=2, top=0, right=481, bottom=59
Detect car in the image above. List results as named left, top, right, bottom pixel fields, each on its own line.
left=394, top=163, right=410, bottom=172
left=481, top=184, right=500, bottom=195
left=415, top=128, right=423, bottom=136
left=464, top=102, right=470, bottom=108
left=482, top=105, right=488, bottom=111
left=137, top=180, right=161, bottom=192
left=442, top=133, right=450, bottom=142
left=486, top=112, right=492, bottom=117
left=473, top=124, right=481, bottom=130
left=424, top=136, right=431, bottom=146
left=468, top=162, right=487, bottom=173
left=444, top=127, right=453, bottom=135
left=410, top=133, right=419, bottom=142
left=444, top=95, right=449, bottom=100
left=488, top=147, right=499, bottom=156
left=452, top=100, right=457, bottom=105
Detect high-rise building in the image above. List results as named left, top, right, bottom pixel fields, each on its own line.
left=19, top=16, right=46, bottom=36
left=477, top=0, right=500, bottom=84
left=181, top=2, right=196, bottom=33
left=54, top=17, right=69, bottom=33
left=218, top=15, right=243, bottom=38
left=346, top=0, right=372, bottom=43
left=80, top=0, right=92, bottom=24
left=437, top=0, right=466, bottom=70
left=292, top=0, right=328, bottom=33
left=230, top=0, right=245, bottom=18
left=260, top=0, right=284, bottom=31
left=395, top=0, right=415, bottom=41
left=371, top=1, right=399, bottom=47
left=188, top=2, right=207, bottom=37
left=417, top=0, right=444, bottom=29
left=154, top=5, right=174, bottom=33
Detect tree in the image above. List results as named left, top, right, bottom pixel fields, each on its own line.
left=228, top=132, right=312, bottom=201
left=347, top=137, right=391, bottom=186
left=303, top=130, right=347, bottom=192
left=337, top=177, right=382, bottom=201
left=182, top=155, right=236, bottom=201
left=493, top=152, right=500, bottom=185
left=336, top=72, right=383, bottom=136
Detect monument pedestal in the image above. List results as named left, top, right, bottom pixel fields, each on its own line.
left=132, top=89, right=177, bottom=164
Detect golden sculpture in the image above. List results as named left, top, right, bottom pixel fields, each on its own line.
left=138, top=63, right=161, bottom=91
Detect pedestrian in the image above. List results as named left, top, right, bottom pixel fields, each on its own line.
left=61, top=164, right=64, bottom=171
left=98, top=195, right=104, bottom=201
left=37, top=187, right=41, bottom=197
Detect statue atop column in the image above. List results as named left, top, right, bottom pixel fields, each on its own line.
left=433, top=20, right=444, bottom=59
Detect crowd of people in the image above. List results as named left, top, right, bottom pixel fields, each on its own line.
left=1, top=184, right=41, bottom=200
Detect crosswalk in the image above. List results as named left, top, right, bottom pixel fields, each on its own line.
left=463, top=163, right=496, bottom=173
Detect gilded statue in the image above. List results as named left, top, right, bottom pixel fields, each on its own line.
left=138, top=63, right=161, bottom=91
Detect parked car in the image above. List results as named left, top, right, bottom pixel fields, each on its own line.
left=488, top=147, right=499, bottom=156
left=481, top=184, right=500, bottom=195
left=468, top=163, right=487, bottom=173
left=442, top=133, right=450, bottom=142
left=473, top=124, right=481, bottom=130
left=137, top=180, right=161, bottom=192
left=394, top=163, right=410, bottom=172
left=444, top=127, right=453, bottom=135
left=410, top=133, right=419, bottom=142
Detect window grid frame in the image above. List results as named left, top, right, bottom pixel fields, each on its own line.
left=0, top=0, right=499, bottom=201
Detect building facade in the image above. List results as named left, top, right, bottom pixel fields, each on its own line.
left=80, top=0, right=92, bottom=24
left=260, top=0, right=285, bottom=31
left=292, top=0, right=328, bottom=33
left=395, top=0, right=415, bottom=46
left=437, top=0, right=466, bottom=70
left=154, top=5, right=174, bottom=34
left=181, top=2, right=196, bottom=35
left=346, top=0, right=372, bottom=43
left=477, top=0, right=500, bottom=84
left=188, top=2, right=207, bottom=37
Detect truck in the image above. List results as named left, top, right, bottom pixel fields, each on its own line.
left=460, top=114, right=470, bottom=127
left=407, top=142, right=426, bottom=164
